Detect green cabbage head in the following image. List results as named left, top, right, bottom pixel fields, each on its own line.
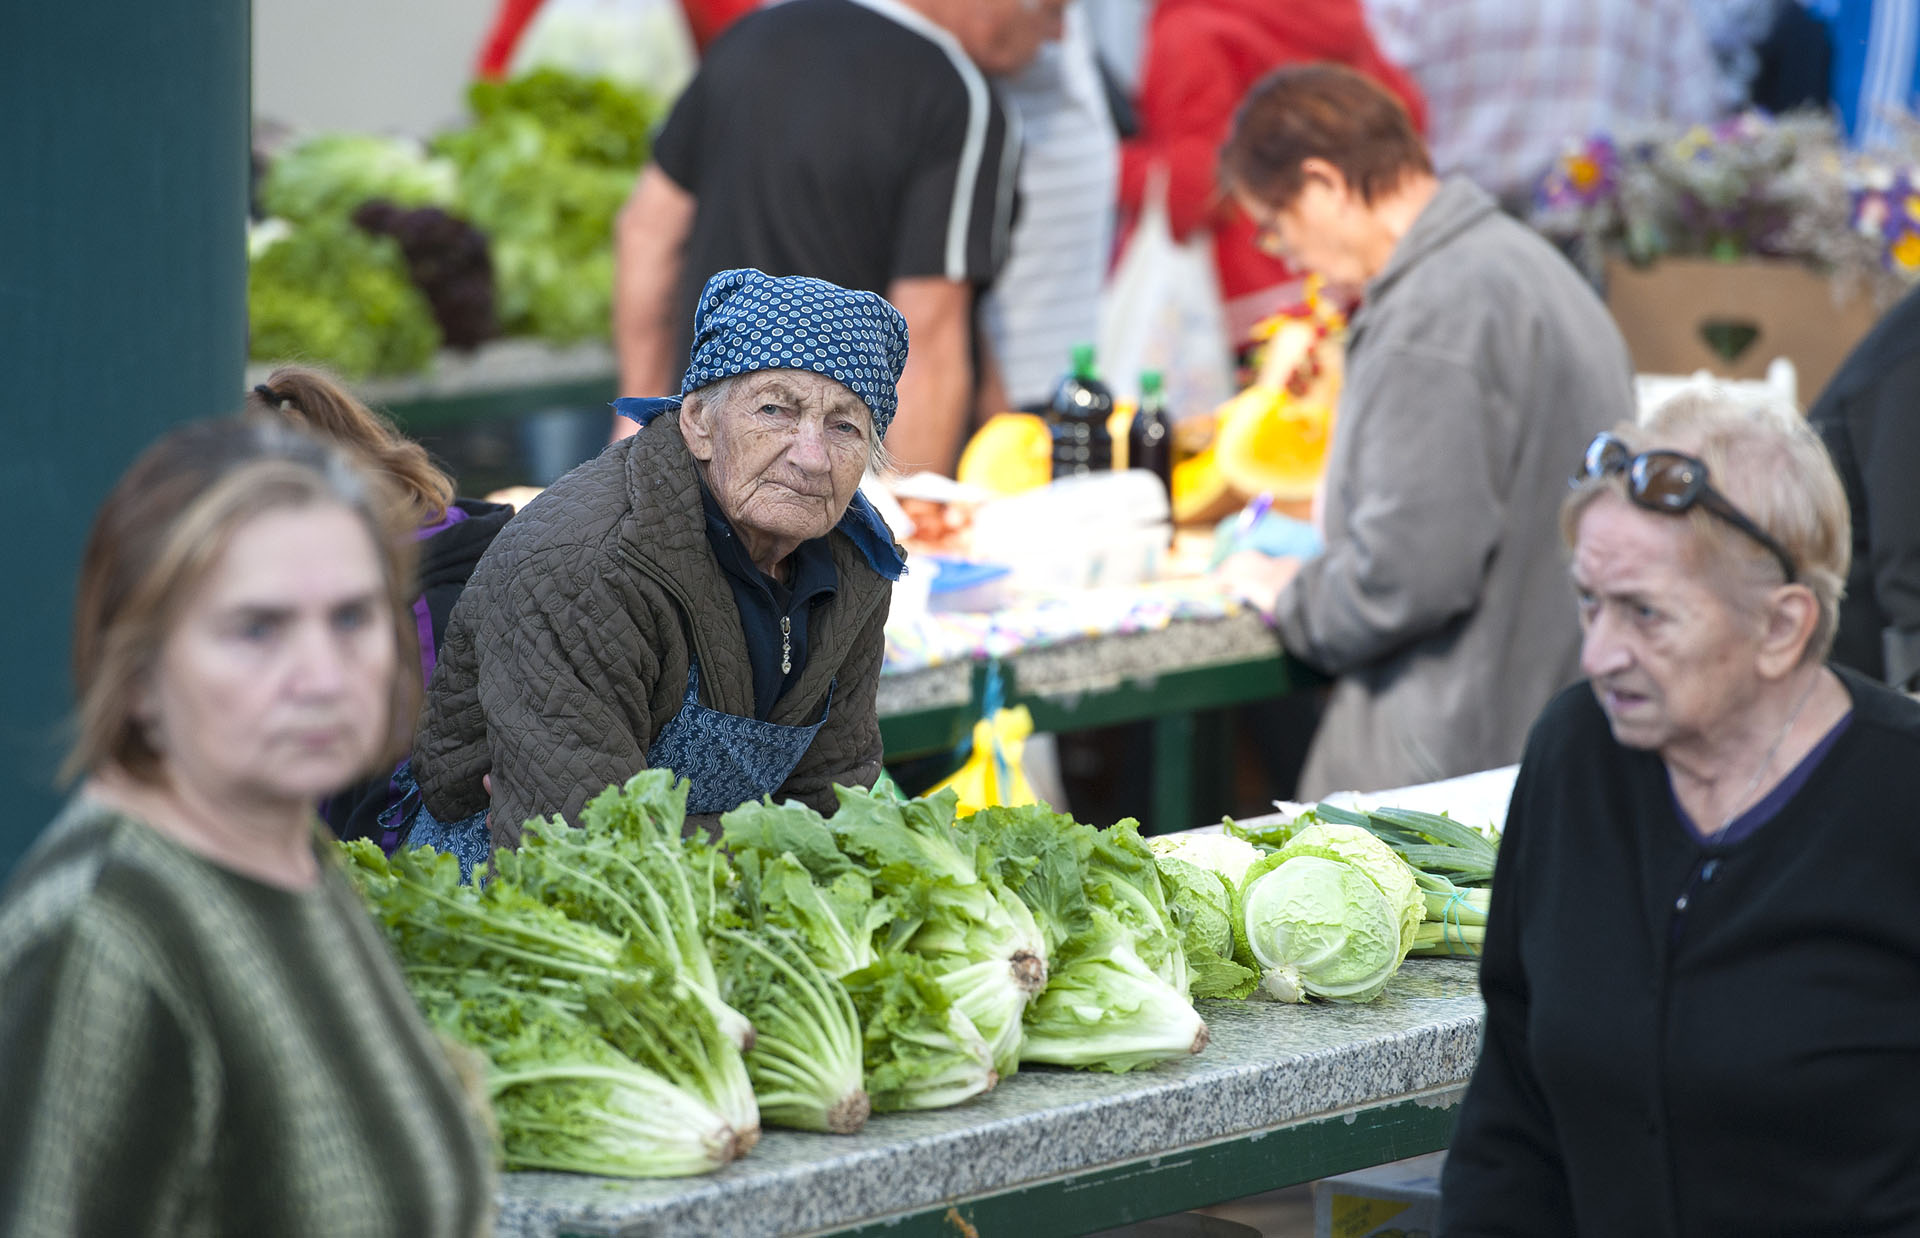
left=1270, top=822, right=1425, bottom=958
left=1151, top=855, right=1257, bottom=999
left=1235, top=854, right=1404, bottom=1003
left=1148, top=831, right=1263, bottom=889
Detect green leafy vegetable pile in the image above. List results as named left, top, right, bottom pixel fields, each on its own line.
left=721, top=791, right=1212, bottom=1082
left=249, top=135, right=461, bottom=378
left=259, top=133, right=460, bottom=225
left=248, top=216, right=442, bottom=380
left=249, top=69, right=659, bottom=375
left=840, top=952, right=997, bottom=1113
left=431, top=70, right=658, bottom=343
left=723, top=786, right=1051, bottom=1082
left=971, top=806, right=1209, bottom=1072
left=1147, top=841, right=1260, bottom=999
left=712, top=927, right=868, bottom=1134
left=341, top=773, right=759, bottom=1177
left=347, top=774, right=1250, bottom=1181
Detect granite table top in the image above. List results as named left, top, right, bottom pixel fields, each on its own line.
left=875, top=609, right=1283, bottom=720
left=493, top=958, right=1483, bottom=1238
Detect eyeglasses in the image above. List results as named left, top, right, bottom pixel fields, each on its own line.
left=1252, top=214, right=1288, bottom=261
left=1575, top=432, right=1798, bottom=584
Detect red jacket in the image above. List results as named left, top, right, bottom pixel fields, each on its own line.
left=678, top=0, right=761, bottom=49
left=1118, top=0, right=1426, bottom=342
left=476, top=0, right=759, bottom=76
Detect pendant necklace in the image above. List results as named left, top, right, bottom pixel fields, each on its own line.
left=1715, top=671, right=1820, bottom=838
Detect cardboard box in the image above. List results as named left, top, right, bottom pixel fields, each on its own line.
left=1313, top=1151, right=1446, bottom=1238
left=1605, top=256, right=1882, bottom=403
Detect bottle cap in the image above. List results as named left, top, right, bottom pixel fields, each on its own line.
left=1140, top=370, right=1164, bottom=395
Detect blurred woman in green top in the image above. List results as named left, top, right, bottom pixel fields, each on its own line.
left=0, top=418, right=495, bottom=1236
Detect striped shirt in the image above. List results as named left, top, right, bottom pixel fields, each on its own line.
left=1364, top=0, right=1725, bottom=210
left=980, top=5, right=1121, bottom=408
left=0, top=799, right=495, bottom=1237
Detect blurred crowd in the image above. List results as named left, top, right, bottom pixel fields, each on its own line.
left=467, top=0, right=1920, bottom=475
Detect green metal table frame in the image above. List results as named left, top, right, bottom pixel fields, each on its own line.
left=879, top=653, right=1322, bottom=835
left=826, top=1089, right=1458, bottom=1238
left=380, top=377, right=620, bottom=436
left=553, top=1088, right=1460, bottom=1238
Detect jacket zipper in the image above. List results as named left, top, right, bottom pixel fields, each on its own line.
left=622, top=547, right=717, bottom=702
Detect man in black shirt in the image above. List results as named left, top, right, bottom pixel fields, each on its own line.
left=613, top=0, right=1066, bottom=474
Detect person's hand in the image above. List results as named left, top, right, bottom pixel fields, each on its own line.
left=485, top=485, right=544, bottom=511
left=1215, top=549, right=1301, bottom=616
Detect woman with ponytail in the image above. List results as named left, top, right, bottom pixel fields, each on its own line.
left=246, top=368, right=513, bottom=864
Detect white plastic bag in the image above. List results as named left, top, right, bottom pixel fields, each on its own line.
left=509, top=0, right=698, bottom=101
left=1096, top=166, right=1236, bottom=417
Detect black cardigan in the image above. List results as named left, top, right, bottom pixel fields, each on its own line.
left=1437, top=668, right=1920, bottom=1237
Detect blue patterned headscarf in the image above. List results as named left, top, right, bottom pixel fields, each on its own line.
left=615, top=268, right=910, bottom=438
left=613, top=269, right=911, bottom=581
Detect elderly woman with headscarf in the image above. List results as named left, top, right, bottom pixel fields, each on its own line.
left=1437, top=392, right=1920, bottom=1236
left=413, top=269, right=909, bottom=850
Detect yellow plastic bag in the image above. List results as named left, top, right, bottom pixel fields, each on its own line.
left=927, top=706, right=1038, bottom=817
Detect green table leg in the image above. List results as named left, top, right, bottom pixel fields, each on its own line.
left=1149, top=712, right=1196, bottom=835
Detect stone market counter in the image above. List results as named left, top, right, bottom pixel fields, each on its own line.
left=494, top=958, right=1482, bottom=1238
left=877, top=605, right=1287, bottom=719
left=877, top=611, right=1315, bottom=833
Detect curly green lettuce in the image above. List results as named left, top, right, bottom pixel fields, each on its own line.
left=841, top=951, right=997, bottom=1112
left=247, top=217, right=440, bottom=378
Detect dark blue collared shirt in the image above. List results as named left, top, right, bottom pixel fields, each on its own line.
left=700, top=482, right=839, bottom=720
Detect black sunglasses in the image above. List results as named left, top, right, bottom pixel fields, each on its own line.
left=1575, top=432, right=1798, bottom=584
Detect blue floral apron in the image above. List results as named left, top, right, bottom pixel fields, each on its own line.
left=646, top=657, right=834, bottom=814
left=392, top=759, right=491, bottom=882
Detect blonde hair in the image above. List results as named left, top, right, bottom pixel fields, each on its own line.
left=1561, top=390, right=1851, bottom=663
left=66, top=419, right=421, bottom=785
left=247, top=365, right=455, bottom=525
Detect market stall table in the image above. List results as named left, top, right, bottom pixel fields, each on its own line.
left=878, top=608, right=1320, bottom=833
left=494, top=958, right=1479, bottom=1237
left=246, top=339, right=621, bottom=436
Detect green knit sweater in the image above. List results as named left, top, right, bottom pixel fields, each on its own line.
left=0, top=798, right=496, bottom=1237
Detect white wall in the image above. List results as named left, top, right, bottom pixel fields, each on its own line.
left=252, top=0, right=496, bottom=137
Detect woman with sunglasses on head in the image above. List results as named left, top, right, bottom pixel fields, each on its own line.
left=1215, top=63, right=1633, bottom=799
left=1437, top=392, right=1920, bottom=1237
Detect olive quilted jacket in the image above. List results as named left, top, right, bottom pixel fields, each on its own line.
left=412, top=409, right=894, bottom=847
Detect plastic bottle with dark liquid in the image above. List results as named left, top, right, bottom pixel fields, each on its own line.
left=1128, top=369, right=1174, bottom=497
left=1046, top=343, right=1114, bottom=478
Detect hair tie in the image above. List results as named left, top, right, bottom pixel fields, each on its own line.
left=253, top=383, right=285, bottom=406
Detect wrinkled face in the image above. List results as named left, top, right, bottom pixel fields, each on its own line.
left=958, top=0, right=1070, bottom=76
left=1237, top=175, right=1373, bottom=287
left=1572, top=492, right=1764, bottom=755
left=684, top=370, right=874, bottom=564
left=140, top=504, right=397, bottom=811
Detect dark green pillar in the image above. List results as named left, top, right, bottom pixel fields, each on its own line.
left=0, top=3, right=251, bottom=876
